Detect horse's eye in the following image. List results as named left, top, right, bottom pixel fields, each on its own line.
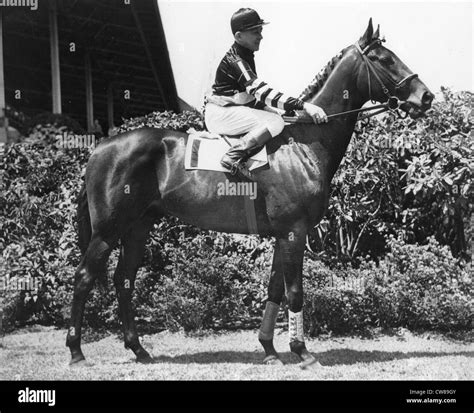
left=381, top=56, right=394, bottom=65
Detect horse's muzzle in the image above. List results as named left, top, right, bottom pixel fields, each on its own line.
left=401, top=89, right=434, bottom=119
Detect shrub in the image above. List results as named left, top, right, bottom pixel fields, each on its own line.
left=117, top=110, right=204, bottom=134
left=305, top=288, right=374, bottom=335
left=0, top=111, right=269, bottom=334
left=1, top=104, right=471, bottom=337
left=309, top=88, right=473, bottom=263
left=131, top=232, right=269, bottom=333
left=0, top=124, right=88, bottom=331
left=25, top=112, right=85, bottom=135
left=368, top=235, right=472, bottom=331
left=303, top=235, right=472, bottom=335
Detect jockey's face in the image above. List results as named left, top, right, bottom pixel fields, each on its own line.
left=235, top=27, right=263, bottom=52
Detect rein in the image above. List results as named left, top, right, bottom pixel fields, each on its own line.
left=284, top=39, right=418, bottom=124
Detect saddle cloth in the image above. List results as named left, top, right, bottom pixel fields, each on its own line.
left=184, top=129, right=268, bottom=172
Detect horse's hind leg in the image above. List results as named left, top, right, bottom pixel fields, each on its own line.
left=67, top=235, right=114, bottom=365
left=113, top=215, right=155, bottom=363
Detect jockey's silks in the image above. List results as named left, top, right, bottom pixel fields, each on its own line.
left=208, top=42, right=305, bottom=112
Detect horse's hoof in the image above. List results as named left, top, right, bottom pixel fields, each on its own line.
left=263, top=355, right=285, bottom=366
left=69, top=358, right=93, bottom=368
left=69, top=353, right=85, bottom=365
left=136, top=354, right=155, bottom=364
left=299, top=357, right=322, bottom=370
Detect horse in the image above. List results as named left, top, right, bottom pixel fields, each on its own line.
left=66, top=19, right=433, bottom=367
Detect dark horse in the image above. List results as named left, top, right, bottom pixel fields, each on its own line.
left=67, top=20, right=433, bottom=367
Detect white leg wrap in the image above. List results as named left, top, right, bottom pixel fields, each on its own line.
left=288, top=310, right=305, bottom=343
left=258, top=301, right=280, bottom=341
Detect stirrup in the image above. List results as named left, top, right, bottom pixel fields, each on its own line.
left=229, top=162, right=241, bottom=176
left=229, top=161, right=252, bottom=179
left=224, top=158, right=244, bottom=175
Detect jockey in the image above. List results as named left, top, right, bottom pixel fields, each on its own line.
left=205, top=8, right=328, bottom=174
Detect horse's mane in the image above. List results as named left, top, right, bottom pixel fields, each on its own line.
left=298, top=47, right=348, bottom=101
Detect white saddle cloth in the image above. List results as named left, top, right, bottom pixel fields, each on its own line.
left=184, top=129, right=268, bottom=172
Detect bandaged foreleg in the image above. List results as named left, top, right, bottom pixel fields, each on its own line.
left=288, top=310, right=305, bottom=343
left=258, top=301, right=280, bottom=341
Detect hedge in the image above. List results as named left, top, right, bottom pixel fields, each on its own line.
left=0, top=91, right=472, bottom=335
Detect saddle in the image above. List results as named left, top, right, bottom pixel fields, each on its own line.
left=184, top=129, right=268, bottom=173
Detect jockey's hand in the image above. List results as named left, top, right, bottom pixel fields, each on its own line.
left=303, top=103, right=328, bottom=124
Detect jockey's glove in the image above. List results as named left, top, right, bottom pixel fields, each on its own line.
left=303, top=103, right=329, bottom=124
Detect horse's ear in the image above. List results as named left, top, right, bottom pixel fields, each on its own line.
left=373, top=24, right=380, bottom=40
left=359, top=18, right=374, bottom=47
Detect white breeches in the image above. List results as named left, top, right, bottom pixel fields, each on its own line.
left=204, top=103, right=285, bottom=138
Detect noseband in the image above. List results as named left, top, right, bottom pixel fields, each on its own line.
left=355, top=39, right=418, bottom=109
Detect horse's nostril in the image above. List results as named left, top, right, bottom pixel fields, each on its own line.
left=422, top=91, right=434, bottom=107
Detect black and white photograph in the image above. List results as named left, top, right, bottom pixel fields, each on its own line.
left=0, top=0, right=472, bottom=410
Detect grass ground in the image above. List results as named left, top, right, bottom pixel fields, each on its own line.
left=0, top=326, right=472, bottom=380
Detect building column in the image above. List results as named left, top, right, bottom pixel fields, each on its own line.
left=49, top=0, right=62, bottom=114
left=0, top=10, right=7, bottom=143
left=107, top=82, right=114, bottom=131
left=84, top=50, right=93, bottom=133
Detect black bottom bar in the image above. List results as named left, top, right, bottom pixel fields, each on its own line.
left=0, top=380, right=471, bottom=412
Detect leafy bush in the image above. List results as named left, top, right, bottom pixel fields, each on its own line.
left=117, top=110, right=204, bottom=134
left=138, top=235, right=267, bottom=332
left=25, top=112, right=85, bottom=135
left=1, top=96, right=471, bottom=336
left=309, top=88, right=473, bottom=263
left=0, top=112, right=268, bottom=334
left=0, top=123, right=88, bottom=331
left=304, top=235, right=472, bottom=335
left=368, top=235, right=472, bottom=331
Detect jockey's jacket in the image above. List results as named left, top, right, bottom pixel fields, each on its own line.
left=207, top=42, right=305, bottom=112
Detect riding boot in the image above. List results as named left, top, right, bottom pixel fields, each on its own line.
left=221, top=126, right=273, bottom=175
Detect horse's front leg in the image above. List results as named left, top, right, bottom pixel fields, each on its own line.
left=259, top=239, right=285, bottom=365
left=279, top=225, right=319, bottom=368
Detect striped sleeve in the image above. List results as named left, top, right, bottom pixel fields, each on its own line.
left=246, top=78, right=305, bottom=111
left=235, top=59, right=305, bottom=111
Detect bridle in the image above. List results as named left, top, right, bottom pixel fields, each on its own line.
left=284, top=38, right=419, bottom=124
left=355, top=38, right=418, bottom=115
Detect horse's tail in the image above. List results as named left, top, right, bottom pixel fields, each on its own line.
left=76, top=183, right=92, bottom=256
left=76, top=181, right=109, bottom=290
